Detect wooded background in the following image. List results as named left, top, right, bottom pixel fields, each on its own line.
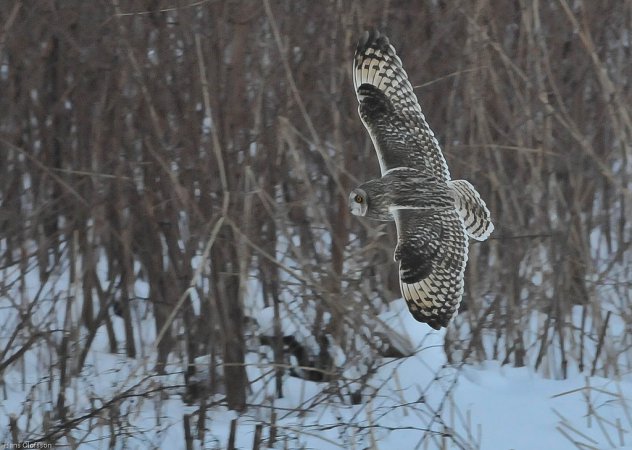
left=1, top=0, right=630, bottom=440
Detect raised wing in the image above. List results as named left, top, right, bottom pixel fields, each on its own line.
left=394, top=209, right=468, bottom=329
left=354, top=30, right=451, bottom=181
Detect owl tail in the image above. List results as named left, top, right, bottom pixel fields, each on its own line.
left=448, top=180, right=494, bottom=241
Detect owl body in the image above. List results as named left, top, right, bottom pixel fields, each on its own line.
left=349, top=31, right=494, bottom=329
left=349, top=168, right=453, bottom=221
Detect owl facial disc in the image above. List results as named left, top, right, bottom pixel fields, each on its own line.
left=348, top=188, right=368, bottom=216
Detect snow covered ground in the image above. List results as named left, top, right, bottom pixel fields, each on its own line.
left=2, top=295, right=631, bottom=449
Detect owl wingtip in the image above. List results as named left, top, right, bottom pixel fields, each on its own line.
left=357, top=29, right=391, bottom=53
left=357, top=29, right=375, bottom=52
left=409, top=310, right=451, bottom=330
left=427, top=321, right=444, bottom=330
left=423, top=314, right=452, bottom=330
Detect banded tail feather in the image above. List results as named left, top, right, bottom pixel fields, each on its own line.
left=449, top=180, right=494, bottom=241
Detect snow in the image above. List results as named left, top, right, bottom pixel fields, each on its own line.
left=2, top=293, right=631, bottom=449
left=1, top=233, right=631, bottom=449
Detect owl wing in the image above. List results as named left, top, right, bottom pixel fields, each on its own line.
left=354, top=30, right=451, bottom=181
left=394, top=208, right=468, bottom=329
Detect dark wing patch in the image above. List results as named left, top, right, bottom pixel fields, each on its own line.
left=393, top=211, right=441, bottom=283
left=354, top=30, right=451, bottom=180
left=394, top=209, right=469, bottom=330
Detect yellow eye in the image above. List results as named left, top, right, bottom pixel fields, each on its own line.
left=354, top=194, right=364, bottom=204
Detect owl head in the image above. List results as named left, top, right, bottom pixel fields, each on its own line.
left=348, top=188, right=368, bottom=216
left=348, top=181, right=393, bottom=221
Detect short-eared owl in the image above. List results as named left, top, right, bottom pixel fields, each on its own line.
left=349, top=30, right=494, bottom=330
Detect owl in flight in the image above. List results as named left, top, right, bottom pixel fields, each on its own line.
left=349, top=30, right=494, bottom=329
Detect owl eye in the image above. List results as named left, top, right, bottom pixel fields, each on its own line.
left=354, top=194, right=364, bottom=204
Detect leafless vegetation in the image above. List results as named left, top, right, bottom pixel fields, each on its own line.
left=0, top=0, right=630, bottom=447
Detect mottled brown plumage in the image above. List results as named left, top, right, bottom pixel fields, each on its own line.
left=349, top=30, right=494, bottom=329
